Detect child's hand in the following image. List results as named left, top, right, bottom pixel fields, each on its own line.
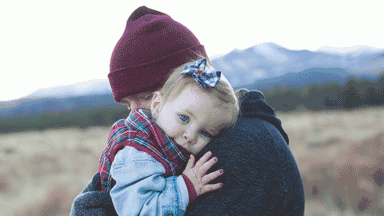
left=182, top=151, right=223, bottom=197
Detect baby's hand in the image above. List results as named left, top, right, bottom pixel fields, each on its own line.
left=182, top=151, right=223, bottom=197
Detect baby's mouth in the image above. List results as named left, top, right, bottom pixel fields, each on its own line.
left=172, top=138, right=190, bottom=151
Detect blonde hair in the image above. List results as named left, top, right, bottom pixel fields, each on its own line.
left=157, top=58, right=240, bottom=132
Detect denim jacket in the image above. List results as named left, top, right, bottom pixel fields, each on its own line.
left=110, top=146, right=189, bottom=216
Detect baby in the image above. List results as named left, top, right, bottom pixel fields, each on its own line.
left=98, top=58, right=239, bottom=215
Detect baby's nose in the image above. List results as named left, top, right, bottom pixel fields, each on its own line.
left=183, top=132, right=197, bottom=144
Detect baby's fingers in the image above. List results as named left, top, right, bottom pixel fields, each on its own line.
left=202, top=169, right=224, bottom=185
left=201, top=183, right=223, bottom=195
left=198, top=156, right=218, bottom=177
left=185, top=154, right=195, bottom=169
left=195, top=151, right=212, bottom=168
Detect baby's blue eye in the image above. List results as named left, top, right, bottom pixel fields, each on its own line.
left=201, top=131, right=212, bottom=138
left=179, top=114, right=189, bottom=123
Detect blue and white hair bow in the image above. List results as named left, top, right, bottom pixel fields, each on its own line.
left=181, top=58, right=221, bottom=88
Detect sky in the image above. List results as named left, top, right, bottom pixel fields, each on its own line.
left=1, top=0, right=383, bottom=101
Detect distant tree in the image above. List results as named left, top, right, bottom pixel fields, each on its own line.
left=377, top=72, right=384, bottom=86
left=89, top=112, right=108, bottom=126
left=323, top=97, right=339, bottom=109
left=362, top=87, right=380, bottom=106
left=304, top=84, right=327, bottom=111
left=338, top=77, right=362, bottom=109
left=320, top=82, right=342, bottom=109
left=110, top=108, right=130, bottom=123
left=375, top=73, right=384, bottom=105
left=263, top=87, right=303, bottom=112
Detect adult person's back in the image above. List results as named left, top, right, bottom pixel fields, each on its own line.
left=185, top=89, right=305, bottom=215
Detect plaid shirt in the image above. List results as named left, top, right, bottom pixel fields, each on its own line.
left=97, top=108, right=190, bottom=192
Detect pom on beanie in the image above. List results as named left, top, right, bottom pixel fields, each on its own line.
left=108, top=6, right=208, bottom=103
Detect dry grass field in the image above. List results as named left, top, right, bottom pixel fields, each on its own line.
left=1, top=106, right=384, bottom=215
left=279, top=106, right=384, bottom=216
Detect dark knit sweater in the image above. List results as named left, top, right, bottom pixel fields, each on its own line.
left=70, top=89, right=305, bottom=216
left=184, top=89, right=304, bottom=215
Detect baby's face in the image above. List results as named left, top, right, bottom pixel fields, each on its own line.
left=152, top=85, right=231, bottom=155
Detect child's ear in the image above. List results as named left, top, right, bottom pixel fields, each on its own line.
left=151, top=91, right=162, bottom=117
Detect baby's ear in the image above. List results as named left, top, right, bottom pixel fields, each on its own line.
left=151, top=91, right=162, bottom=116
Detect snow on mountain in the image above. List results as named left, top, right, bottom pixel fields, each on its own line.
left=252, top=42, right=291, bottom=63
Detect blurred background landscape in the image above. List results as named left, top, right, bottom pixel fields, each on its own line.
left=1, top=42, right=384, bottom=215
left=2, top=43, right=384, bottom=133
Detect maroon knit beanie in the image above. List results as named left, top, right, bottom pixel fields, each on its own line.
left=108, top=6, right=208, bottom=102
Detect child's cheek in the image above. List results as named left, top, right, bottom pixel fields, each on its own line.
left=162, top=116, right=179, bottom=137
left=167, top=118, right=180, bottom=135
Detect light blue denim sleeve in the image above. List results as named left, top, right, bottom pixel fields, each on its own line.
left=110, top=146, right=189, bottom=216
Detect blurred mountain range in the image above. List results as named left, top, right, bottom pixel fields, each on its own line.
left=212, top=43, right=384, bottom=88
left=23, top=79, right=112, bottom=99
left=1, top=43, right=384, bottom=116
